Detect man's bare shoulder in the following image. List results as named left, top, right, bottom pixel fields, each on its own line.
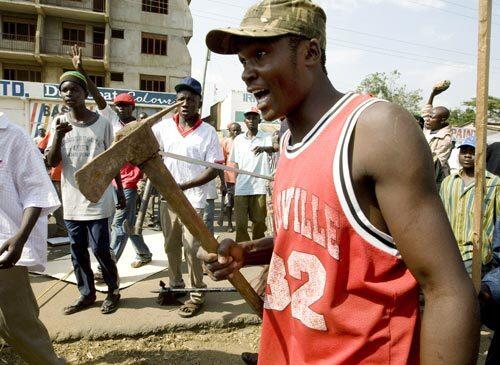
left=353, top=101, right=433, bottom=179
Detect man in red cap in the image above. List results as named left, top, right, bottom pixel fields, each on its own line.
left=71, top=46, right=153, bottom=269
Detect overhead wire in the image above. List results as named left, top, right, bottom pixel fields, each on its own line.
left=190, top=10, right=500, bottom=74
left=195, top=1, right=500, bottom=61
left=114, top=0, right=500, bottom=73
left=203, top=0, right=500, bottom=27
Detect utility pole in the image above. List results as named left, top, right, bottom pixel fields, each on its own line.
left=201, top=47, right=211, bottom=101
left=471, top=0, right=492, bottom=292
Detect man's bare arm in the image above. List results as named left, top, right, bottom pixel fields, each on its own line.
left=71, top=45, right=107, bottom=110
left=353, top=102, right=479, bottom=365
left=179, top=167, right=218, bottom=191
left=0, top=207, right=42, bottom=269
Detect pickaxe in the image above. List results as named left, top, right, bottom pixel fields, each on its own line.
left=152, top=280, right=236, bottom=306
left=75, top=103, right=263, bottom=318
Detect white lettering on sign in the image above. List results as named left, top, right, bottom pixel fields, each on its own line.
left=43, top=84, right=59, bottom=98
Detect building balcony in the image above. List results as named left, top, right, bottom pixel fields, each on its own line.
left=39, top=0, right=107, bottom=22
left=0, top=34, right=35, bottom=52
left=0, top=0, right=36, bottom=14
left=40, top=0, right=105, bottom=13
left=41, top=38, right=104, bottom=59
left=39, top=38, right=105, bottom=68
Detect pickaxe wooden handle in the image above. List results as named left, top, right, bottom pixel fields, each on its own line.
left=75, top=104, right=264, bottom=317
left=143, top=155, right=263, bottom=316
left=134, top=178, right=153, bottom=235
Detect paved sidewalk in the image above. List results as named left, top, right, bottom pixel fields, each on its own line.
left=33, top=229, right=262, bottom=342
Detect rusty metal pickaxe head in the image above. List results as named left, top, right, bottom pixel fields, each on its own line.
left=75, top=102, right=181, bottom=203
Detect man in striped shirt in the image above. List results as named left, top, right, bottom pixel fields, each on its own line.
left=440, top=136, right=500, bottom=274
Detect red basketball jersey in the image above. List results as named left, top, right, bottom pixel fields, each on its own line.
left=258, top=93, right=420, bottom=364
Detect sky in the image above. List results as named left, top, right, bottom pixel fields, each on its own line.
left=187, top=0, right=500, bottom=117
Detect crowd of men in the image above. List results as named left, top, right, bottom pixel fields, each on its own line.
left=1, top=0, right=499, bottom=364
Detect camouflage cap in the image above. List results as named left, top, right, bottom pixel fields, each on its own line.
left=206, top=0, right=326, bottom=55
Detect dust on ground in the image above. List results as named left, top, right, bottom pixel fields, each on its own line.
left=0, top=326, right=260, bottom=365
left=1, top=326, right=496, bottom=364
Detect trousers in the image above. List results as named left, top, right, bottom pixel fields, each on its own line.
left=110, top=188, right=152, bottom=262
left=0, top=266, right=65, bottom=364
left=160, top=201, right=206, bottom=303
left=234, top=194, right=267, bottom=243
left=65, top=219, right=119, bottom=297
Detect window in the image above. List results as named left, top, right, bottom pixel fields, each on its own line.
left=140, top=74, right=165, bottom=92
left=141, top=32, right=167, bottom=55
left=142, top=0, right=168, bottom=14
left=2, top=17, right=36, bottom=42
left=3, top=66, right=41, bottom=82
left=62, top=23, right=85, bottom=46
left=88, top=74, right=104, bottom=87
left=110, top=72, right=124, bottom=82
left=111, top=29, right=124, bottom=39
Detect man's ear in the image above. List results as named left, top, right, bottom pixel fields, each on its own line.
left=199, top=99, right=203, bottom=109
left=304, top=38, right=322, bottom=67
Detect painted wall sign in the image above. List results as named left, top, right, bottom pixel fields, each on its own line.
left=0, top=79, right=176, bottom=106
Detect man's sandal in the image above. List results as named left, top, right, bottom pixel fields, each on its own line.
left=178, top=299, right=203, bottom=318
left=101, top=293, right=120, bottom=314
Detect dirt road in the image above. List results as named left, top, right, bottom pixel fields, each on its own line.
left=0, top=326, right=260, bottom=365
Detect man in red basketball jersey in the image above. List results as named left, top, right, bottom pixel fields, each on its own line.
left=199, top=1, right=479, bottom=364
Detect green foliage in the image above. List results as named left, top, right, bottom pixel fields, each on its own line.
left=462, top=96, right=500, bottom=123
left=448, top=96, right=500, bottom=127
left=448, top=107, right=476, bottom=127
left=356, top=70, right=423, bottom=114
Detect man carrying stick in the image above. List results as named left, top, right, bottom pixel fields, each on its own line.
left=200, top=0, right=479, bottom=363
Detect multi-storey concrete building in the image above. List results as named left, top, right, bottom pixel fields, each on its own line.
left=0, top=0, right=192, bottom=92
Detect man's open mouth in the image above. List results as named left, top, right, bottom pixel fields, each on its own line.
left=253, top=89, right=270, bottom=102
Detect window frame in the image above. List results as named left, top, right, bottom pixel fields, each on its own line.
left=140, top=74, right=166, bottom=92
left=142, top=0, right=169, bottom=15
left=141, top=32, right=168, bottom=56
left=111, top=29, right=124, bottom=39
left=62, top=22, right=86, bottom=47
left=110, top=72, right=124, bottom=82
left=2, top=17, right=36, bottom=42
left=3, top=65, right=42, bottom=82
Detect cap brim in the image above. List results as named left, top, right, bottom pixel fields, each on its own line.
left=206, top=27, right=290, bottom=54
left=458, top=143, right=476, bottom=149
left=175, top=84, right=201, bottom=96
left=244, top=111, right=260, bottom=117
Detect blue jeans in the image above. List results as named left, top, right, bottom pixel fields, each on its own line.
left=204, top=199, right=215, bottom=234
left=65, top=219, right=119, bottom=297
left=110, top=188, right=152, bottom=262
left=492, top=218, right=500, bottom=268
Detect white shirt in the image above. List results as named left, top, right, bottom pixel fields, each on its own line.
left=152, top=116, right=223, bottom=209
left=0, top=113, right=60, bottom=271
left=46, top=114, right=115, bottom=220
left=98, top=104, right=124, bottom=135
left=230, top=130, right=272, bottom=196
